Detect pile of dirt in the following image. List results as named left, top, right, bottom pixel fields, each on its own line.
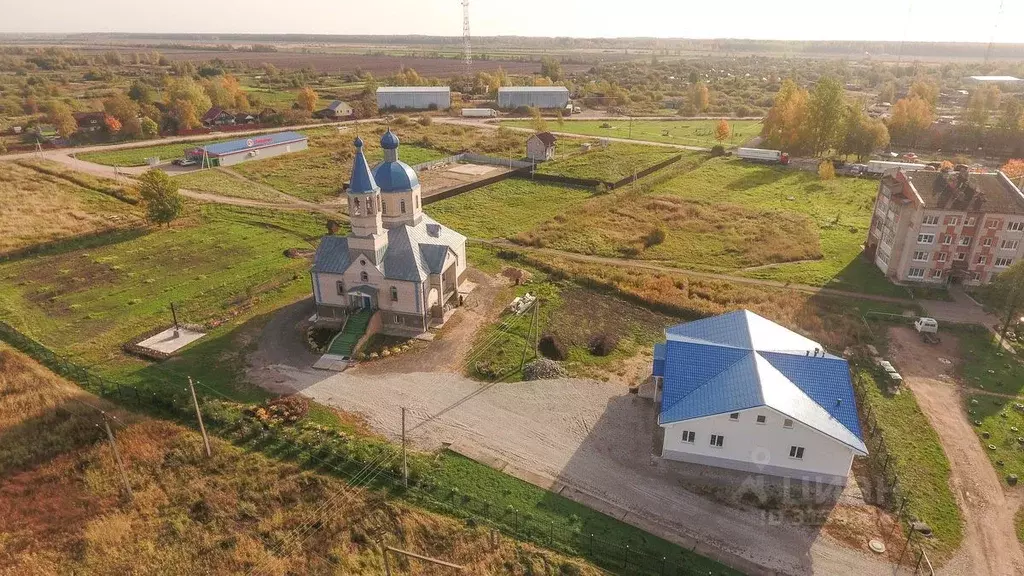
left=523, top=358, right=568, bottom=381
left=249, top=395, right=309, bottom=425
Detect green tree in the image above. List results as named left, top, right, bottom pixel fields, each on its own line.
left=140, top=116, right=159, bottom=138
left=128, top=80, right=154, bottom=104
left=540, top=57, right=562, bottom=82
left=137, top=169, right=184, bottom=226
left=841, top=103, right=890, bottom=161
left=878, top=82, right=896, bottom=104
left=909, top=79, right=939, bottom=110
left=46, top=100, right=77, bottom=138
left=1000, top=98, right=1024, bottom=133
left=988, top=260, right=1024, bottom=346
left=528, top=106, right=548, bottom=132
left=807, top=76, right=847, bottom=156
left=296, top=86, right=318, bottom=112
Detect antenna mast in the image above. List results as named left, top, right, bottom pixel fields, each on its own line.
left=462, top=0, right=471, bottom=71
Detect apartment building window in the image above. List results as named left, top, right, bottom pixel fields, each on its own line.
left=917, top=233, right=935, bottom=244
left=878, top=251, right=890, bottom=265
left=1009, top=222, right=1024, bottom=232
left=922, top=215, right=939, bottom=226
left=907, top=267, right=926, bottom=279
left=709, top=434, right=724, bottom=448
left=1002, top=240, right=1019, bottom=250
left=988, top=219, right=1000, bottom=229
left=729, top=412, right=739, bottom=421
left=983, top=238, right=993, bottom=247
left=789, top=446, right=805, bottom=460
left=972, top=272, right=981, bottom=281
left=960, top=236, right=972, bottom=246
left=996, top=257, right=1013, bottom=267
left=976, top=255, right=988, bottom=265
left=942, top=234, right=953, bottom=245
left=912, top=251, right=929, bottom=261
left=936, top=252, right=948, bottom=262
left=956, top=252, right=967, bottom=261
left=966, top=217, right=976, bottom=226
left=947, top=216, right=959, bottom=226
left=932, top=269, right=943, bottom=279
left=681, top=430, right=695, bottom=444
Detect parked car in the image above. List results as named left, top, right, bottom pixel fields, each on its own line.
left=914, top=317, right=939, bottom=334
left=838, top=163, right=867, bottom=176
left=902, top=152, right=919, bottom=162
left=172, top=158, right=198, bottom=167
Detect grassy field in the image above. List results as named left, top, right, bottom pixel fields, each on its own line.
left=517, top=156, right=903, bottom=297
left=172, top=168, right=287, bottom=203
left=0, top=204, right=323, bottom=365
left=80, top=139, right=235, bottom=167
left=968, top=390, right=1024, bottom=483
left=427, top=179, right=595, bottom=239
left=853, top=368, right=963, bottom=562
left=957, top=326, right=1024, bottom=396
left=0, top=346, right=607, bottom=576
left=535, top=142, right=678, bottom=183
left=0, top=161, right=142, bottom=253
left=503, top=118, right=762, bottom=147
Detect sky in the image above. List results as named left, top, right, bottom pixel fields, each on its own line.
left=1, top=0, right=1022, bottom=43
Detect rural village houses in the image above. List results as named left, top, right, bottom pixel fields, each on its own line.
left=311, top=130, right=468, bottom=336
left=652, top=310, right=866, bottom=485
left=867, top=167, right=1024, bottom=286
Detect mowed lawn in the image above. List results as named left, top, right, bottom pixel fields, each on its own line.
left=426, top=178, right=595, bottom=239
left=0, top=204, right=322, bottom=364
left=502, top=118, right=762, bottom=147
left=0, top=162, right=142, bottom=253
left=535, top=142, right=678, bottom=183
left=172, top=168, right=287, bottom=203
left=79, top=139, right=235, bottom=167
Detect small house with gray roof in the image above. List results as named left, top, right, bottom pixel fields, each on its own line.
left=311, top=130, right=467, bottom=336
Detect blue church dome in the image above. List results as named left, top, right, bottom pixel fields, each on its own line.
left=373, top=161, right=419, bottom=192
left=380, top=129, right=400, bottom=150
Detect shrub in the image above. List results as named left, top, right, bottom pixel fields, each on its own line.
left=710, top=144, right=726, bottom=157
left=588, top=333, right=619, bottom=356
left=393, top=115, right=410, bottom=126
left=643, top=226, right=667, bottom=248
left=418, top=115, right=432, bottom=126
left=538, top=334, right=567, bottom=360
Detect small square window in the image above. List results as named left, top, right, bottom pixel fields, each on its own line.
left=789, top=446, right=805, bottom=459
left=709, top=434, right=724, bottom=447
left=681, top=430, right=695, bottom=443
left=756, top=415, right=767, bottom=424
left=336, top=281, right=345, bottom=296
left=783, top=419, right=794, bottom=429
left=729, top=412, right=739, bottom=421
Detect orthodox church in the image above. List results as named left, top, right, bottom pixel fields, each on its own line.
left=311, top=130, right=467, bottom=335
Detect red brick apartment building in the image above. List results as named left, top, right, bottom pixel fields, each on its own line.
left=866, top=168, right=1024, bottom=286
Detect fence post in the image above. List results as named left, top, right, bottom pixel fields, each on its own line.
left=624, top=544, right=629, bottom=568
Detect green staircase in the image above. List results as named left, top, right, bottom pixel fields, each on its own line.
left=326, top=310, right=372, bottom=357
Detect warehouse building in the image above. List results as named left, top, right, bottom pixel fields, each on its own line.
left=498, top=86, right=570, bottom=109
left=376, top=87, right=451, bottom=111
left=184, top=131, right=308, bottom=168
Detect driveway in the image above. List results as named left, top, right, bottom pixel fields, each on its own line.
left=261, top=360, right=892, bottom=576
left=888, top=326, right=1024, bottom=576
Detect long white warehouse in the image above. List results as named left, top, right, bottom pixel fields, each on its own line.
left=376, top=86, right=451, bottom=111
left=497, top=86, right=570, bottom=109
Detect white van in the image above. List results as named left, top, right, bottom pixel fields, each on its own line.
left=914, top=317, right=939, bottom=334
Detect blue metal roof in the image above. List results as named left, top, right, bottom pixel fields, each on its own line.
left=380, top=129, right=400, bottom=150
left=312, top=236, right=351, bottom=274
left=349, top=137, right=379, bottom=194
left=657, top=310, right=865, bottom=454
left=373, top=161, right=419, bottom=192
left=652, top=342, right=667, bottom=378
left=199, top=131, right=307, bottom=157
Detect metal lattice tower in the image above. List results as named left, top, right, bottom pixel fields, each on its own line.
left=462, top=0, right=471, bottom=70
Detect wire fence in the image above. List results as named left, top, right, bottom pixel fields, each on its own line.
left=0, top=319, right=725, bottom=576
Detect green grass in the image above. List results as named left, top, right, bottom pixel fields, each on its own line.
left=426, top=179, right=595, bottom=239
left=0, top=204, right=323, bottom=366
left=80, top=139, right=235, bottom=167
left=503, top=118, right=762, bottom=147
left=172, top=168, right=286, bottom=202
left=957, top=325, right=1024, bottom=396
left=853, top=368, right=963, bottom=562
left=966, top=391, right=1024, bottom=484
left=535, top=142, right=678, bottom=183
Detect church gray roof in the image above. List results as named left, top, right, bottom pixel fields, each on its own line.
left=382, top=215, right=466, bottom=282
left=312, top=236, right=351, bottom=273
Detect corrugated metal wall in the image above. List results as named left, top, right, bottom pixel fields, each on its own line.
left=497, top=90, right=570, bottom=109
left=376, top=91, right=451, bottom=110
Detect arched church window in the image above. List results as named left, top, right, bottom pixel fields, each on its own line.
left=353, top=197, right=361, bottom=215
left=401, top=200, right=407, bottom=214
left=390, top=286, right=398, bottom=301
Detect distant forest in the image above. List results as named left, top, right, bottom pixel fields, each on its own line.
left=3, top=33, right=1024, bottom=60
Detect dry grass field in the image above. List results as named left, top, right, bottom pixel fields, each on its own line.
left=0, top=345, right=605, bottom=575
left=0, top=162, right=142, bottom=254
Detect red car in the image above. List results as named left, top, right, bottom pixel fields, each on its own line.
left=902, top=153, right=919, bottom=162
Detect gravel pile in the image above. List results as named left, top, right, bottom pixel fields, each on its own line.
left=523, top=358, right=568, bottom=381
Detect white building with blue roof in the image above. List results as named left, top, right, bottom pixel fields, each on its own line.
left=184, top=131, right=308, bottom=167
left=653, top=310, right=866, bottom=485
left=310, top=130, right=467, bottom=335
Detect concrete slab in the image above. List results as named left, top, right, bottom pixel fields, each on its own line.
left=313, top=354, right=351, bottom=371
left=137, top=327, right=206, bottom=354
left=449, top=163, right=496, bottom=176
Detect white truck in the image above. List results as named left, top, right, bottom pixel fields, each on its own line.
left=865, top=160, right=928, bottom=176
left=461, top=108, right=498, bottom=118
left=914, top=317, right=940, bottom=344
left=736, top=148, right=790, bottom=165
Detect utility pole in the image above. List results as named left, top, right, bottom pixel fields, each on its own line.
left=401, top=407, right=408, bottom=488
left=103, top=415, right=133, bottom=502
left=188, top=377, right=212, bottom=458
left=383, top=546, right=464, bottom=575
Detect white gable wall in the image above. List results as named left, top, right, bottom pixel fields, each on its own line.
left=661, top=407, right=856, bottom=485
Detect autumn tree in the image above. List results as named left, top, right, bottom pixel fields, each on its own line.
left=714, top=118, right=731, bottom=142
left=909, top=79, right=939, bottom=110
left=140, top=117, right=159, bottom=138
left=966, top=86, right=1001, bottom=132
left=46, top=100, right=77, bottom=138
left=888, top=96, right=933, bottom=147
left=689, top=81, right=710, bottom=114
left=818, top=160, right=836, bottom=181
left=806, top=76, right=847, bottom=156
left=1002, top=159, right=1024, bottom=184
left=103, top=115, right=122, bottom=133
left=987, top=259, right=1024, bottom=345
left=296, top=86, right=318, bottom=112
left=103, top=93, right=142, bottom=138
left=1001, top=98, right=1024, bottom=133
left=164, top=77, right=212, bottom=130
left=761, top=79, right=810, bottom=154
left=528, top=106, right=548, bottom=132
left=128, top=80, right=154, bottom=105
left=137, top=169, right=184, bottom=226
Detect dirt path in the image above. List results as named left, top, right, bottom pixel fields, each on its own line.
left=888, top=326, right=1024, bottom=576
